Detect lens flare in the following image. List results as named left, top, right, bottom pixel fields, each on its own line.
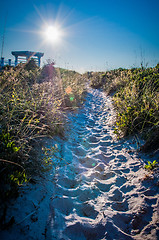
left=70, top=96, right=74, bottom=101
left=65, top=86, right=72, bottom=94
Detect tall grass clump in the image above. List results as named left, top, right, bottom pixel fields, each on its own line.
left=89, top=65, right=159, bottom=152
left=113, top=65, right=159, bottom=152
left=0, top=60, right=87, bottom=200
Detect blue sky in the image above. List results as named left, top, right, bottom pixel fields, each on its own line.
left=0, top=0, right=159, bottom=72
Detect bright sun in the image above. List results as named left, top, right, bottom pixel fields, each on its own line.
left=44, top=25, right=61, bottom=43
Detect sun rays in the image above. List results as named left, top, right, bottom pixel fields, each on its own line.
left=44, top=25, right=61, bottom=42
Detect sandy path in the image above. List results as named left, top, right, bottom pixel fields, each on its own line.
left=0, top=88, right=158, bottom=240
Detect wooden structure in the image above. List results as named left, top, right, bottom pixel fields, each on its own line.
left=11, top=51, right=44, bottom=67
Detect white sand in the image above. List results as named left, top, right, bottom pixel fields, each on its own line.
left=0, top=88, right=159, bottom=240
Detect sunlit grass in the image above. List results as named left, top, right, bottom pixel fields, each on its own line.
left=0, top=61, right=87, bottom=200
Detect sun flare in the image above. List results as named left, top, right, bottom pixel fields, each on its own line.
left=44, top=25, right=61, bottom=43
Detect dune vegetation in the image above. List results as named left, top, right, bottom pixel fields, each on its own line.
left=1, top=61, right=158, bottom=200
left=0, top=60, right=86, bottom=200
left=89, top=64, right=159, bottom=153
left=0, top=61, right=159, bottom=239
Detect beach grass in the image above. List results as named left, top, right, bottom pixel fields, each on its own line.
left=89, top=64, right=159, bottom=152
left=0, top=61, right=86, bottom=199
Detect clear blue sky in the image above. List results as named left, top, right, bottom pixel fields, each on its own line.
left=0, top=0, right=159, bottom=72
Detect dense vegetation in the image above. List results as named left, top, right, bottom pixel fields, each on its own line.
left=89, top=65, right=159, bottom=153
left=0, top=60, right=86, bottom=200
